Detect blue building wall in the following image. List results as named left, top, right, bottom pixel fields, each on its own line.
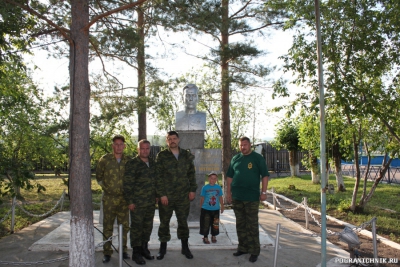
left=342, top=156, right=400, bottom=167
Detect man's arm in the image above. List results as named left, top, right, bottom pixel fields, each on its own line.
left=260, top=176, right=269, bottom=201
left=123, top=160, right=136, bottom=207
left=226, top=177, right=233, bottom=203
left=155, top=153, right=168, bottom=205
left=187, top=151, right=197, bottom=201
left=95, top=157, right=105, bottom=188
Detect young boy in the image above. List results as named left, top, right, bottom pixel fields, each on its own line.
left=199, top=171, right=224, bottom=244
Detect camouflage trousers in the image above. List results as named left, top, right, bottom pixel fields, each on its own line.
left=102, top=194, right=130, bottom=256
left=158, top=197, right=190, bottom=242
left=232, top=199, right=260, bottom=255
left=129, top=205, right=156, bottom=247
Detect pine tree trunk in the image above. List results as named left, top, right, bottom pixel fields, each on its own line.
left=137, top=6, right=146, bottom=140
left=221, top=0, right=231, bottom=195
left=69, top=1, right=95, bottom=265
left=70, top=217, right=95, bottom=265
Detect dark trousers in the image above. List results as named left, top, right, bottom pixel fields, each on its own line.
left=199, top=208, right=220, bottom=236
left=129, top=205, right=155, bottom=247
left=232, top=199, right=260, bottom=255
left=158, top=197, right=190, bottom=242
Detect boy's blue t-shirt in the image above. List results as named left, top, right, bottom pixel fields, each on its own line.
left=200, top=184, right=223, bottom=211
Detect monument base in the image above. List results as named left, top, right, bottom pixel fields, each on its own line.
left=187, top=149, right=222, bottom=222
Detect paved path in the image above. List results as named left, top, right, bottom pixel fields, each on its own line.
left=0, top=209, right=350, bottom=267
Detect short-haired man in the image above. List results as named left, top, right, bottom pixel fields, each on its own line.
left=123, top=139, right=157, bottom=265
left=96, top=135, right=131, bottom=263
left=155, top=131, right=197, bottom=260
left=226, top=137, right=270, bottom=263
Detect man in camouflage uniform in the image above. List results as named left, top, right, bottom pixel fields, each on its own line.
left=155, top=131, right=197, bottom=260
left=96, top=135, right=131, bottom=263
left=123, top=139, right=157, bottom=265
left=226, top=136, right=270, bottom=263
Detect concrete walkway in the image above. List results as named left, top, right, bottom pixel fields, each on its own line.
left=0, top=209, right=350, bottom=267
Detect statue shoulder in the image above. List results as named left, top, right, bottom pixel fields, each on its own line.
left=175, top=110, right=185, bottom=121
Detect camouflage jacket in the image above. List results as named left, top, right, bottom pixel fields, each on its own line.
left=155, top=147, right=197, bottom=200
left=95, top=153, right=130, bottom=197
left=123, top=156, right=156, bottom=207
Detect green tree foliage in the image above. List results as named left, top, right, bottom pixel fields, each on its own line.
left=298, top=110, right=350, bottom=189
left=275, top=120, right=300, bottom=151
left=274, top=120, right=301, bottom=176
left=0, top=62, right=52, bottom=199
left=0, top=2, right=36, bottom=74
left=298, top=113, right=320, bottom=183
left=88, top=1, right=163, bottom=140
left=0, top=2, right=69, bottom=200
left=268, top=0, right=400, bottom=210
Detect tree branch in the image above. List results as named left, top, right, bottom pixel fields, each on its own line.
left=230, top=21, right=285, bottom=36
left=229, top=0, right=252, bottom=19
left=4, top=0, right=72, bottom=44
left=86, top=0, right=148, bottom=30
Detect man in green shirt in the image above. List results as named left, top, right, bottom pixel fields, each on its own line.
left=226, top=136, right=270, bottom=263
left=155, top=131, right=197, bottom=260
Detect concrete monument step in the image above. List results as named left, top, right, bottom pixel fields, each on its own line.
left=29, top=210, right=274, bottom=252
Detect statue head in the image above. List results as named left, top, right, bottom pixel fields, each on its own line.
left=183, top=84, right=199, bottom=114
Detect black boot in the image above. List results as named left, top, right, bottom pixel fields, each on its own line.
left=132, top=246, right=146, bottom=265
left=141, top=242, right=154, bottom=260
left=156, top=242, right=167, bottom=260
left=181, top=239, right=193, bottom=259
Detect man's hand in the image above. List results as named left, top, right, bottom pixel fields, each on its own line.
left=128, top=203, right=135, bottom=211
left=260, top=193, right=267, bottom=202
left=160, top=196, right=168, bottom=206
left=188, top=192, right=196, bottom=201
left=226, top=193, right=232, bottom=204
left=220, top=206, right=224, bottom=214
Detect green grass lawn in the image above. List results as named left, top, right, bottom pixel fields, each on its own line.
left=0, top=174, right=102, bottom=238
left=268, top=175, right=400, bottom=243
